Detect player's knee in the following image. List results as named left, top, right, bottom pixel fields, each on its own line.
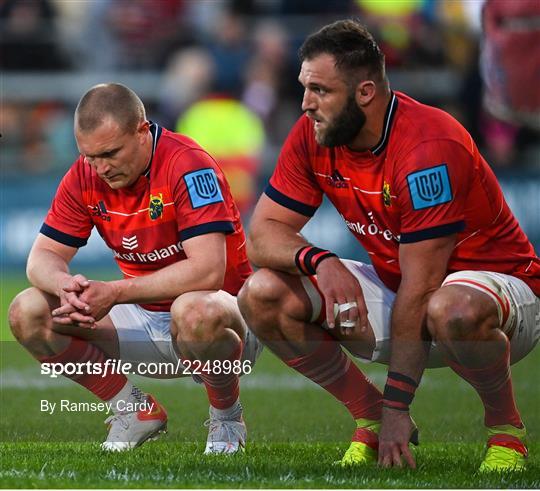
left=238, top=269, right=285, bottom=323
left=427, top=287, right=489, bottom=342
left=171, top=293, right=227, bottom=343
left=8, top=288, right=51, bottom=343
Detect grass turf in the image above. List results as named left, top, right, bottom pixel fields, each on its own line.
left=1, top=273, right=539, bottom=488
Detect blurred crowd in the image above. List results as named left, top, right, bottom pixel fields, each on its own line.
left=2, top=0, right=539, bottom=212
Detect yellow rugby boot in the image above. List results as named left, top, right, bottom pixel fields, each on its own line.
left=339, top=417, right=420, bottom=466
left=339, top=419, right=380, bottom=466
left=479, top=424, right=527, bottom=472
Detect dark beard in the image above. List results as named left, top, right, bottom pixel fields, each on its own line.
left=318, top=93, right=366, bottom=147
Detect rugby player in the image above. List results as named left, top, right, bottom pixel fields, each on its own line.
left=238, top=20, right=540, bottom=471
left=8, top=83, right=261, bottom=453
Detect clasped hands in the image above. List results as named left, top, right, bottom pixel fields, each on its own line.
left=51, top=274, right=117, bottom=328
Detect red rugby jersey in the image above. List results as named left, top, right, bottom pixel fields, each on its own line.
left=267, top=92, right=540, bottom=295
left=42, top=123, right=252, bottom=311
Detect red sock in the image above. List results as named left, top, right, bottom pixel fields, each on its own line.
left=199, top=340, right=242, bottom=410
left=446, top=340, right=522, bottom=428
left=284, top=331, right=382, bottom=420
left=39, top=337, right=127, bottom=401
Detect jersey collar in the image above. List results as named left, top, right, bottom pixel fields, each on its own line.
left=142, top=121, right=162, bottom=178
left=370, top=92, right=398, bottom=156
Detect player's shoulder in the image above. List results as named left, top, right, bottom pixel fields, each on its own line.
left=157, top=126, right=217, bottom=164
left=393, top=91, right=471, bottom=149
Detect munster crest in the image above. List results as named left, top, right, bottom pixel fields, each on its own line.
left=149, top=193, right=164, bottom=220
left=383, top=181, right=392, bottom=207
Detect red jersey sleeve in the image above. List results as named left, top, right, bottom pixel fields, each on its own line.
left=266, top=116, right=323, bottom=216
left=394, top=139, right=471, bottom=243
left=170, top=148, right=236, bottom=241
left=41, top=160, right=93, bottom=248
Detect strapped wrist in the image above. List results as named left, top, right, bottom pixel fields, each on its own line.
left=294, top=246, right=337, bottom=275
left=382, top=371, right=418, bottom=412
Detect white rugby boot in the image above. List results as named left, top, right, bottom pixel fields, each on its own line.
left=204, top=403, right=246, bottom=454
left=101, top=394, right=167, bottom=452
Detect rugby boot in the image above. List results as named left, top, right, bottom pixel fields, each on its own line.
left=101, top=394, right=167, bottom=452
left=204, top=404, right=246, bottom=454
left=479, top=424, right=527, bottom=472
left=339, top=418, right=419, bottom=466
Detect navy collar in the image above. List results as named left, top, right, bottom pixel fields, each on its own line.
left=370, top=92, right=398, bottom=156
left=142, top=121, right=162, bottom=178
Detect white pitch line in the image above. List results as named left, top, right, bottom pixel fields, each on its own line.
left=0, top=368, right=327, bottom=391
left=0, top=367, right=498, bottom=392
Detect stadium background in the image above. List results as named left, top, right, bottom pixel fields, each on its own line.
left=1, top=0, right=539, bottom=488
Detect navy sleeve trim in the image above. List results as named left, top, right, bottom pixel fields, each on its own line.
left=40, top=223, right=88, bottom=248
left=264, top=184, right=318, bottom=217
left=399, top=221, right=465, bottom=244
left=179, top=221, right=235, bottom=242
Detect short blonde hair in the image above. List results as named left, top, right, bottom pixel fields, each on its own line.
left=75, top=83, right=146, bottom=134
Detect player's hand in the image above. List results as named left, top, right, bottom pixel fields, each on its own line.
left=378, top=407, right=417, bottom=469
left=52, top=308, right=96, bottom=329
left=314, top=257, right=368, bottom=334
left=52, top=274, right=96, bottom=328
left=59, top=273, right=91, bottom=295
left=78, top=280, right=120, bottom=322
left=56, top=273, right=91, bottom=312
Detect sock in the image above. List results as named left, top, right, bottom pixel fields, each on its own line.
left=210, top=398, right=242, bottom=421
left=39, top=337, right=127, bottom=401
left=284, top=331, right=382, bottom=421
left=107, top=380, right=147, bottom=414
left=446, top=340, right=522, bottom=428
left=199, top=340, right=242, bottom=411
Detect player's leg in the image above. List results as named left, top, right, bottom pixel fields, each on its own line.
left=8, top=287, right=166, bottom=451
left=426, top=271, right=539, bottom=471
left=170, top=290, right=259, bottom=454
left=238, top=263, right=390, bottom=464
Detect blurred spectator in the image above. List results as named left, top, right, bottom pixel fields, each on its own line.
left=2, top=102, right=78, bottom=175
left=2, top=103, right=27, bottom=174
left=204, top=10, right=251, bottom=97
left=438, top=1, right=483, bottom=141
left=0, top=0, right=71, bottom=70
left=107, top=0, right=190, bottom=68
left=242, top=20, right=300, bottom=145
left=158, top=47, right=216, bottom=129
left=479, top=0, right=540, bottom=167
left=481, top=0, right=540, bottom=130
left=184, top=0, right=228, bottom=40
left=433, top=0, right=480, bottom=71
left=65, top=0, right=119, bottom=71
left=353, top=0, right=445, bottom=68
left=70, top=0, right=191, bottom=70
left=176, top=96, right=265, bottom=215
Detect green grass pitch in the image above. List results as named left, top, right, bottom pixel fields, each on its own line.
left=1, top=273, right=539, bottom=488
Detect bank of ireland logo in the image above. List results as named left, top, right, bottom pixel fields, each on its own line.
left=184, top=168, right=224, bottom=208
left=149, top=193, right=164, bottom=220
left=406, top=164, right=452, bottom=210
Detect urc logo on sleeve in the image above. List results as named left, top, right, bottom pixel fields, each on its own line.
left=406, top=164, right=453, bottom=210
left=184, top=168, right=224, bottom=208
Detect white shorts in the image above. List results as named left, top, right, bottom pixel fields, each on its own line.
left=301, top=260, right=540, bottom=368
left=108, top=301, right=262, bottom=379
